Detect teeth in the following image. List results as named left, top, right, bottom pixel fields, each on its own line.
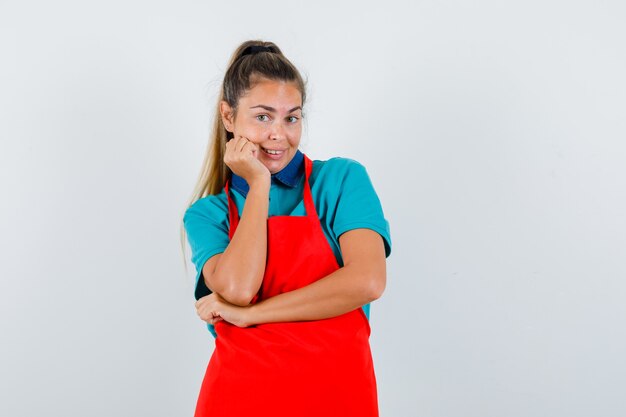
left=264, top=148, right=282, bottom=155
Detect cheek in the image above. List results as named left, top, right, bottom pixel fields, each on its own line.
left=289, top=136, right=301, bottom=147
left=234, top=122, right=266, bottom=140
left=287, top=122, right=301, bottom=133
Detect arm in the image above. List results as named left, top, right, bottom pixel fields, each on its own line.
left=246, top=228, right=386, bottom=325
left=201, top=136, right=271, bottom=307
left=203, top=179, right=269, bottom=307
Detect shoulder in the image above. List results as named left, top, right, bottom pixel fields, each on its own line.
left=309, top=155, right=382, bottom=209
left=183, top=190, right=228, bottom=226
left=310, top=155, right=392, bottom=257
left=311, top=156, right=370, bottom=186
left=312, top=156, right=366, bottom=173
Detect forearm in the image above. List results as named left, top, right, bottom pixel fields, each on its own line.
left=247, top=264, right=380, bottom=325
left=211, top=180, right=269, bottom=305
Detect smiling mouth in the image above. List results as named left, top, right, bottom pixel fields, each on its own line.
left=261, top=147, right=284, bottom=155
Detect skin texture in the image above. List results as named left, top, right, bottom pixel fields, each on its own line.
left=194, top=77, right=387, bottom=327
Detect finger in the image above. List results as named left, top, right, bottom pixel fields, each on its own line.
left=248, top=141, right=260, bottom=157
left=200, top=309, right=212, bottom=322
left=239, top=136, right=254, bottom=153
left=226, top=136, right=241, bottom=151
left=236, top=137, right=249, bottom=153
left=195, top=297, right=207, bottom=309
left=208, top=311, right=219, bottom=324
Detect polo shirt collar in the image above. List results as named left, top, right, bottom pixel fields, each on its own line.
left=230, top=149, right=304, bottom=197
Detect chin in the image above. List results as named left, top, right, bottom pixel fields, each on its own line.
left=266, top=164, right=284, bottom=175
left=261, top=159, right=286, bottom=173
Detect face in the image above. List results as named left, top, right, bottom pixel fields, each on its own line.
left=221, top=78, right=303, bottom=175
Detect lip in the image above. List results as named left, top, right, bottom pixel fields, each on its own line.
left=261, top=147, right=288, bottom=160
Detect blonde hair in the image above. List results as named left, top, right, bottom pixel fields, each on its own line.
left=179, top=39, right=307, bottom=275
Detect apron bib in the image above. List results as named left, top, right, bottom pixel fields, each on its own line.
left=194, top=154, right=379, bottom=417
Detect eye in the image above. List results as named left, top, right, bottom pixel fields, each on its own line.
left=256, top=114, right=269, bottom=122
left=287, top=116, right=299, bottom=123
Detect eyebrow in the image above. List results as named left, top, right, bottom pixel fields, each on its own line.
left=249, top=105, right=302, bottom=113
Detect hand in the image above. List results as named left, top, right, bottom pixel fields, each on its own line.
left=224, top=135, right=270, bottom=186
left=195, top=292, right=254, bottom=328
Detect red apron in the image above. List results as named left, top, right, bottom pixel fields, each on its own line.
left=194, top=154, right=379, bottom=417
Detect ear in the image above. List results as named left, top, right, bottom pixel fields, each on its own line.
left=220, top=100, right=235, bottom=132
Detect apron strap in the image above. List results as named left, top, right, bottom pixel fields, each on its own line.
left=302, top=154, right=318, bottom=219
left=224, top=179, right=239, bottom=240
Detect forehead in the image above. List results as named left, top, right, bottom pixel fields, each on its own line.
left=240, top=78, right=302, bottom=110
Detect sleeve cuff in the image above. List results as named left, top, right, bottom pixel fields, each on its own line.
left=334, top=222, right=392, bottom=258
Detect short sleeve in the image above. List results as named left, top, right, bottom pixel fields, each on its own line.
left=331, top=159, right=392, bottom=257
left=183, top=194, right=230, bottom=300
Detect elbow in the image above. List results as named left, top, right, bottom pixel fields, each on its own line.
left=365, top=272, right=386, bottom=302
left=221, top=285, right=258, bottom=307
left=224, top=292, right=255, bottom=307
left=346, top=261, right=386, bottom=303
left=207, top=269, right=258, bottom=306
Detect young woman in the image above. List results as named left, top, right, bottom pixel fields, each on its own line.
left=182, top=40, right=392, bottom=417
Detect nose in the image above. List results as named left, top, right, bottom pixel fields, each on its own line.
left=269, top=119, right=286, bottom=141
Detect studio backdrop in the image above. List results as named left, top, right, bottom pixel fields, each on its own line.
left=1, top=1, right=625, bottom=416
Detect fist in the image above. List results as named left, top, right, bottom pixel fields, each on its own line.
left=195, top=292, right=254, bottom=328
left=223, top=136, right=270, bottom=185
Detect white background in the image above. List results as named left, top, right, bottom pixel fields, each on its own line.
left=1, top=1, right=625, bottom=416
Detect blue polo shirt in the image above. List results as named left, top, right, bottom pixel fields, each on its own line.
left=183, top=149, right=392, bottom=337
